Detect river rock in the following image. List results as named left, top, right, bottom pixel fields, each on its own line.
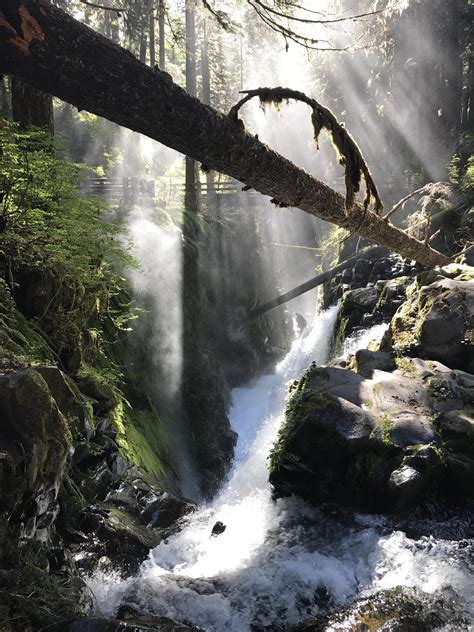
left=335, top=275, right=412, bottom=349
left=269, top=357, right=474, bottom=512
left=293, top=586, right=470, bottom=631
left=382, top=271, right=474, bottom=372
left=355, top=349, right=396, bottom=377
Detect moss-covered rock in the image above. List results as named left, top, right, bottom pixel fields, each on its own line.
left=0, top=367, right=72, bottom=536
left=269, top=357, right=474, bottom=512
left=382, top=274, right=473, bottom=372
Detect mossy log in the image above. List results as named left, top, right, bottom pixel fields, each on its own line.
left=0, top=0, right=451, bottom=268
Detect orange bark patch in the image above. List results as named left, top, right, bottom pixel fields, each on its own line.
left=0, top=4, right=44, bottom=56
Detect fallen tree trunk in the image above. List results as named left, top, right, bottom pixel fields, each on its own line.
left=250, top=245, right=387, bottom=317
left=0, top=0, right=451, bottom=268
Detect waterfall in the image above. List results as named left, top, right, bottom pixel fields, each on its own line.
left=126, top=206, right=183, bottom=404
left=89, top=306, right=472, bottom=630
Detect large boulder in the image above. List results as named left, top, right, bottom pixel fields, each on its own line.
left=293, top=586, right=470, bottom=631
left=382, top=269, right=474, bottom=373
left=0, top=367, right=72, bottom=537
left=269, top=357, right=474, bottom=513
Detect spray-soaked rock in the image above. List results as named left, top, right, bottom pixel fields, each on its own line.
left=0, top=367, right=72, bottom=536
left=382, top=271, right=474, bottom=373
left=269, top=357, right=474, bottom=513
left=293, top=586, right=471, bottom=631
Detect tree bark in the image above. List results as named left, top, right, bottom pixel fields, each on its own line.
left=148, top=0, right=155, bottom=67
left=200, top=17, right=214, bottom=194
left=158, top=0, right=165, bottom=70
left=11, top=77, right=53, bottom=134
left=0, top=0, right=451, bottom=267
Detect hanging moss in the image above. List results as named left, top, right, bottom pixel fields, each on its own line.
left=229, top=87, right=383, bottom=215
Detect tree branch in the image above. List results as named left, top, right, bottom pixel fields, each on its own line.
left=383, top=183, right=434, bottom=221
left=79, top=0, right=124, bottom=15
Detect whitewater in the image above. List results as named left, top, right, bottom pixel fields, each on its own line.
left=90, top=307, right=473, bottom=631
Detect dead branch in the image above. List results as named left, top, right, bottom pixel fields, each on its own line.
left=383, top=183, right=433, bottom=221
left=79, top=0, right=124, bottom=14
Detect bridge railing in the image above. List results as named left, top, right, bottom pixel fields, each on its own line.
left=80, top=176, right=155, bottom=203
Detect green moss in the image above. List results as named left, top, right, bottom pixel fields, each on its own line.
left=389, top=287, right=436, bottom=357
left=395, top=357, right=418, bottom=377
left=114, top=404, right=171, bottom=484
left=368, top=410, right=393, bottom=446
left=334, top=315, right=349, bottom=353
left=269, top=380, right=330, bottom=472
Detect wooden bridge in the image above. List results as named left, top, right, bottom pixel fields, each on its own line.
left=81, top=175, right=262, bottom=208
left=169, top=179, right=261, bottom=207
left=80, top=176, right=155, bottom=203
left=81, top=172, right=419, bottom=209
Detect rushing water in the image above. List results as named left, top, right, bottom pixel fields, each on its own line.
left=90, top=307, right=473, bottom=631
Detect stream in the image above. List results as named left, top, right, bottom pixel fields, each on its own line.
left=90, top=306, right=473, bottom=631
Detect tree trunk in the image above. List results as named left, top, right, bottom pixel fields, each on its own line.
left=158, top=0, right=165, bottom=70
left=200, top=17, right=214, bottom=194
left=0, top=0, right=451, bottom=267
left=11, top=77, right=53, bottom=134
left=250, top=246, right=387, bottom=317
left=0, top=75, right=12, bottom=119
left=149, top=0, right=155, bottom=67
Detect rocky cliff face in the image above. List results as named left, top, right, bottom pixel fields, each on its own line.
left=0, top=276, right=197, bottom=630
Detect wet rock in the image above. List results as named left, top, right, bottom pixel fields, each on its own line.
left=75, top=373, right=117, bottom=415
left=0, top=368, right=72, bottom=536
left=335, top=286, right=382, bottom=343
left=139, top=491, right=195, bottom=528
left=294, top=586, right=470, bottom=631
left=211, top=520, right=226, bottom=537
left=355, top=349, right=395, bottom=378
left=270, top=358, right=474, bottom=512
left=388, top=464, right=432, bottom=512
left=383, top=273, right=474, bottom=372
left=72, top=480, right=195, bottom=573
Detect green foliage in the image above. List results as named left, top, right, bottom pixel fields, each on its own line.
left=448, top=153, right=461, bottom=185
left=449, top=151, right=474, bottom=203
left=461, top=154, right=474, bottom=198
left=0, top=120, right=137, bottom=361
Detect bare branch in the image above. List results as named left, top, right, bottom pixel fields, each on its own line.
left=383, top=184, right=434, bottom=221
left=200, top=0, right=234, bottom=30
left=249, top=0, right=384, bottom=26
left=79, top=0, right=124, bottom=14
